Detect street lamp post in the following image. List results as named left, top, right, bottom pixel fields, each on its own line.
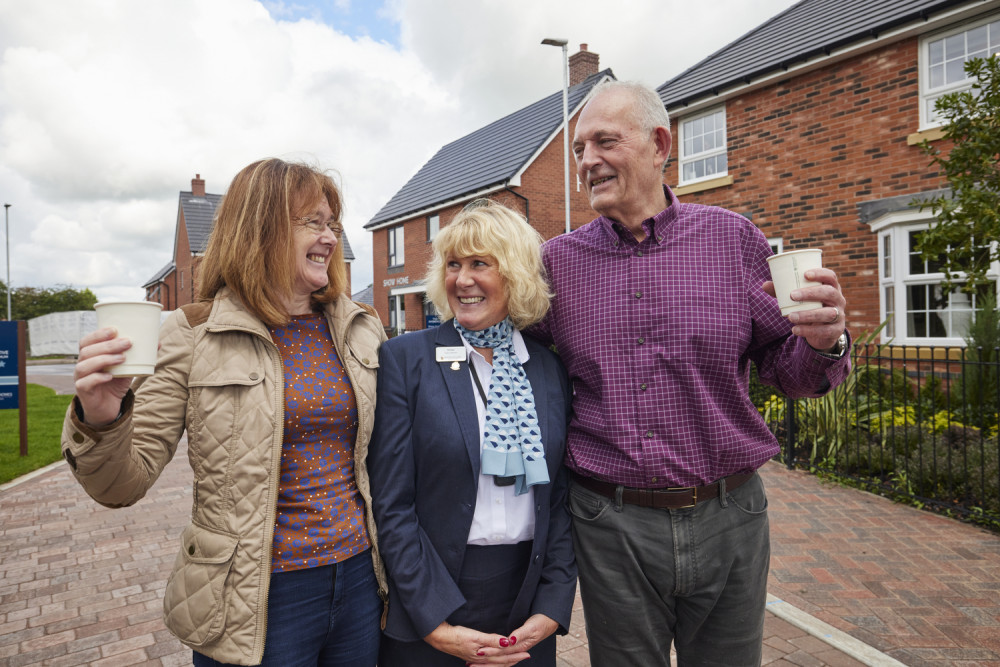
left=3, top=204, right=10, bottom=321
left=541, top=38, right=571, bottom=235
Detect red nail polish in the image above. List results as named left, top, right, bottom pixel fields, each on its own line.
left=499, top=637, right=509, bottom=647
left=476, top=651, right=484, bottom=656
left=510, top=635, right=517, bottom=645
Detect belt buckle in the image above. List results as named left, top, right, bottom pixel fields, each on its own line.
left=667, top=485, right=698, bottom=509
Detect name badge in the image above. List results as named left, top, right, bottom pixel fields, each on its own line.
left=436, top=346, right=466, bottom=363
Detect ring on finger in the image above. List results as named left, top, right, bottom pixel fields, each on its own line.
left=829, top=306, right=840, bottom=324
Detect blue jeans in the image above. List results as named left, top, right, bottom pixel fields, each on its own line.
left=568, top=473, right=770, bottom=667
left=193, top=550, right=381, bottom=667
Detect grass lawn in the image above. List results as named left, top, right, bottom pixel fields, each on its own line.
left=0, top=384, right=74, bottom=485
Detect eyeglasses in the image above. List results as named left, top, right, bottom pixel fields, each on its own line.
left=294, top=216, right=343, bottom=236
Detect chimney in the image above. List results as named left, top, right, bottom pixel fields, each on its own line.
left=192, top=174, right=206, bottom=198
left=569, top=44, right=599, bottom=86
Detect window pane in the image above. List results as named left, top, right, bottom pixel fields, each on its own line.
left=684, top=136, right=694, bottom=155
left=945, top=33, right=965, bottom=60
left=704, top=133, right=715, bottom=151
left=693, top=136, right=703, bottom=154
left=683, top=163, right=695, bottom=181
left=929, top=39, right=943, bottom=65
left=968, top=25, right=988, bottom=53
left=885, top=286, right=895, bottom=338
left=991, top=20, right=1000, bottom=51
left=695, top=160, right=705, bottom=179
left=882, top=234, right=892, bottom=278
left=717, top=153, right=727, bottom=173
left=946, top=57, right=967, bottom=84
left=930, top=63, right=944, bottom=89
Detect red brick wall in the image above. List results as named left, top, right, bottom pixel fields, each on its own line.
left=174, top=214, right=195, bottom=309
left=670, top=37, right=948, bottom=336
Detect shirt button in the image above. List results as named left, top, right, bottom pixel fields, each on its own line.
left=651, top=477, right=658, bottom=483
left=635, top=291, right=642, bottom=299
left=640, top=383, right=647, bottom=391
left=645, top=430, right=654, bottom=438
left=495, top=498, right=502, bottom=505
left=637, top=250, right=643, bottom=257
left=638, top=337, right=645, bottom=345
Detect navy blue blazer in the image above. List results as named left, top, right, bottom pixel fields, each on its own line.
left=368, top=321, right=576, bottom=642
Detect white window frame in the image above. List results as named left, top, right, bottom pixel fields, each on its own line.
left=678, top=107, right=728, bottom=186
left=919, top=12, right=1000, bottom=129
left=388, top=294, right=405, bottom=334
left=873, top=209, right=999, bottom=346
left=426, top=214, right=439, bottom=242
left=388, top=225, right=405, bottom=268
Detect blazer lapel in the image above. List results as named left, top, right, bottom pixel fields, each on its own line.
left=522, top=351, right=550, bottom=471
left=435, top=322, right=482, bottom=478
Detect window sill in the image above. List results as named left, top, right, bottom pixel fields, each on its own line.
left=906, top=127, right=946, bottom=146
left=673, top=175, right=734, bottom=196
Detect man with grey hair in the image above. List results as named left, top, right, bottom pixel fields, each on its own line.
left=531, top=80, right=851, bottom=665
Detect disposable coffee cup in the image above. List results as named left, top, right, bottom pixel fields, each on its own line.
left=766, top=249, right=823, bottom=316
left=94, top=301, right=163, bottom=377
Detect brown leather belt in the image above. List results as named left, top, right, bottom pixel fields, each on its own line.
left=572, top=472, right=754, bottom=509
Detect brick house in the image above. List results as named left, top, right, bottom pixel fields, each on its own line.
left=143, top=175, right=356, bottom=309
left=364, top=46, right=611, bottom=334
left=657, top=0, right=1000, bottom=347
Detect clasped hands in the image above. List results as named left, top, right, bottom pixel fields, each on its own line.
left=425, top=613, right=558, bottom=666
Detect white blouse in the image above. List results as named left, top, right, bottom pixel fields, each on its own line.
left=459, top=329, right=537, bottom=546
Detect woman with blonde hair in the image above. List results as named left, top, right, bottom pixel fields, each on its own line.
left=369, top=199, right=576, bottom=666
left=62, top=158, right=386, bottom=666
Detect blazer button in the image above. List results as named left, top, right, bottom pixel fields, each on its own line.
left=72, top=432, right=84, bottom=444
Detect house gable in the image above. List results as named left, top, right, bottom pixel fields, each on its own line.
left=366, top=67, right=614, bottom=230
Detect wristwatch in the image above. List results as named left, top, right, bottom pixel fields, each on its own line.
left=816, top=331, right=849, bottom=359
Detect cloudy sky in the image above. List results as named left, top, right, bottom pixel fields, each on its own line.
left=0, top=0, right=800, bottom=303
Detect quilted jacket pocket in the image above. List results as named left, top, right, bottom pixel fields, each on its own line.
left=163, top=522, right=239, bottom=647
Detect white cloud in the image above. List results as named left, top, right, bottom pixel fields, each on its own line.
left=0, top=0, right=798, bottom=302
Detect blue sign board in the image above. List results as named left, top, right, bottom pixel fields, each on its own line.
left=0, top=321, right=18, bottom=409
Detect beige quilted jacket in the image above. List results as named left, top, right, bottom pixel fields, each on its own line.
left=61, top=288, right=388, bottom=665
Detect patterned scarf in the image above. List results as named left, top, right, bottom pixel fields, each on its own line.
left=455, top=318, right=549, bottom=495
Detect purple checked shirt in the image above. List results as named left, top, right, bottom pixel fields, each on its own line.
left=532, top=187, right=851, bottom=488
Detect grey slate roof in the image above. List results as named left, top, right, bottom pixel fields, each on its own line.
left=340, top=232, right=355, bottom=262
left=179, top=191, right=224, bottom=254
left=142, top=261, right=175, bottom=288
left=351, top=284, right=374, bottom=307
left=366, top=69, right=615, bottom=228
left=658, top=0, right=974, bottom=109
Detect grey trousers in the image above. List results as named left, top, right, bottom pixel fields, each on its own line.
left=567, top=472, right=770, bottom=667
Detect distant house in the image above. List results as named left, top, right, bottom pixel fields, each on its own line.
left=144, top=175, right=357, bottom=309
left=657, top=0, right=1000, bottom=346
left=365, top=45, right=612, bottom=334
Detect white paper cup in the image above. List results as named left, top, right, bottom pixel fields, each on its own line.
left=94, top=301, right=164, bottom=377
left=766, top=249, right=824, bottom=316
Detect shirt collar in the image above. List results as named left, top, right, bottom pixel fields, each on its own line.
left=598, top=184, right=679, bottom=247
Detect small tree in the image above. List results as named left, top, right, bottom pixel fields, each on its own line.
left=0, top=280, right=98, bottom=320
left=917, top=54, right=1000, bottom=294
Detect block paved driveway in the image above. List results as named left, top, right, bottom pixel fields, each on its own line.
left=2, top=367, right=998, bottom=667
